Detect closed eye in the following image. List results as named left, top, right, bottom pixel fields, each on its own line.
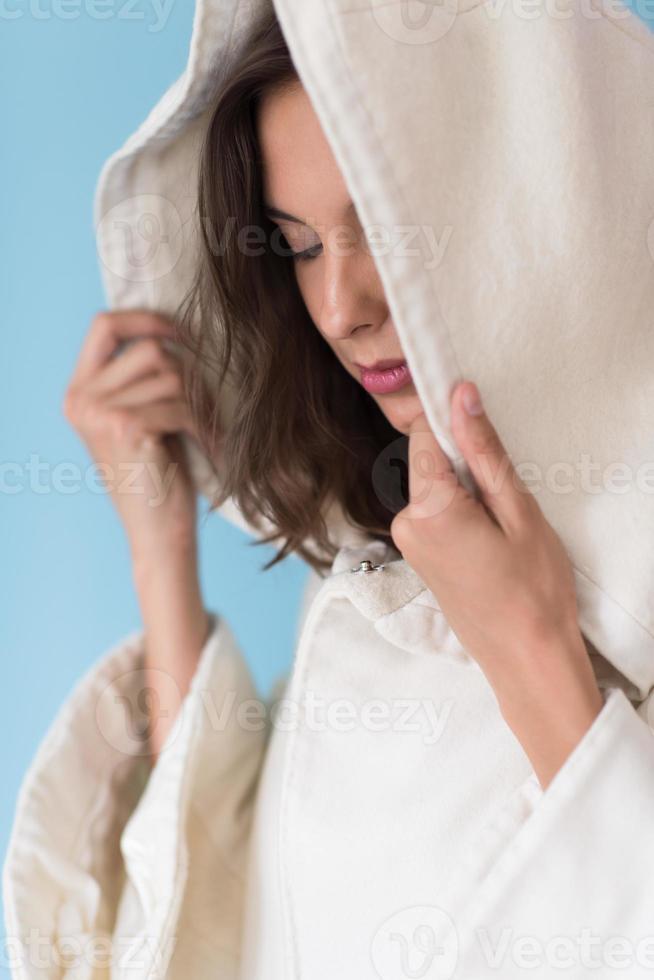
left=274, top=228, right=322, bottom=263
left=293, top=243, right=323, bottom=263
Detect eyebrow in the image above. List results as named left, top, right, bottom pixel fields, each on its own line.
left=264, top=199, right=357, bottom=224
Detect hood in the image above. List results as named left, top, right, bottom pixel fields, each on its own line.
left=94, top=0, right=654, bottom=697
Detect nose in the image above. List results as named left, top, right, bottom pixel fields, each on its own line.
left=316, top=247, right=388, bottom=342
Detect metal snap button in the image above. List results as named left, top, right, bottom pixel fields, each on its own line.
left=350, top=559, right=385, bottom=574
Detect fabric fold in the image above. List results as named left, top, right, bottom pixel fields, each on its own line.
left=452, top=686, right=654, bottom=977
left=115, top=614, right=270, bottom=980
left=3, top=626, right=151, bottom=979
left=2, top=612, right=269, bottom=980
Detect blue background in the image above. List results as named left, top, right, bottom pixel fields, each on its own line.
left=1, top=0, right=653, bottom=974
left=0, top=4, right=309, bottom=973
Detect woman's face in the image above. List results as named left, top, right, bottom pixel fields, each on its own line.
left=258, top=80, right=424, bottom=436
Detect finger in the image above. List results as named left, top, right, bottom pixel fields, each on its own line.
left=91, top=338, right=180, bottom=398
left=126, top=398, right=196, bottom=440
left=450, top=381, right=535, bottom=532
left=403, top=411, right=463, bottom=521
left=104, top=370, right=184, bottom=409
left=71, top=310, right=176, bottom=387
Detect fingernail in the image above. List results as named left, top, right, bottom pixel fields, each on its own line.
left=463, top=382, right=483, bottom=416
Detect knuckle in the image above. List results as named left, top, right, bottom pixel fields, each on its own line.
left=106, top=409, right=134, bottom=443
left=62, top=386, right=78, bottom=421
left=142, top=337, right=168, bottom=368
left=390, top=511, right=413, bottom=551
left=139, top=337, right=161, bottom=358
left=91, top=310, right=113, bottom=334
left=83, top=401, right=108, bottom=435
left=64, top=387, right=93, bottom=430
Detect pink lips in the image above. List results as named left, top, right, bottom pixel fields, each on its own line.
left=357, top=360, right=413, bottom=395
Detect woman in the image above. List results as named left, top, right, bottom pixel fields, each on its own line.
left=5, top=1, right=654, bottom=977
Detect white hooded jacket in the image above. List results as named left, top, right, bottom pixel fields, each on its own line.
left=4, top=0, right=654, bottom=977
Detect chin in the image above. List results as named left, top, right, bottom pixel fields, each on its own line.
left=377, top=391, right=424, bottom=435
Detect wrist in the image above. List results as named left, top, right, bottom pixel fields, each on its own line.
left=496, top=664, right=604, bottom=744
left=131, top=537, right=199, bottom=593
left=482, top=622, right=595, bottom=699
left=481, top=633, right=604, bottom=787
left=132, top=547, right=209, bottom=650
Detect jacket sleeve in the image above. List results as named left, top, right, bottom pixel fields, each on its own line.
left=453, top=684, right=654, bottom=979
left=2, top=611, right=271, bottom=980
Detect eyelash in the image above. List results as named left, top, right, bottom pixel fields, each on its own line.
left=292, top=244, right=322, bottom=263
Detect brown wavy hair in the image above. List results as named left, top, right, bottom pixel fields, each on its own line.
left=174, top=2, right=408, bottom=576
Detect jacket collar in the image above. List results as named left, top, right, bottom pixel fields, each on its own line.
left=327, top=537, right=649, bottom=694
left=327, top=536, right=477, bottom=667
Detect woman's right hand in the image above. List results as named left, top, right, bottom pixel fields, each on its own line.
left=62, top=309, right=200, bottom=569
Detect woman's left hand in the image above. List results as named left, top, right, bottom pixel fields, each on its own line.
left=390, top=380, right=605, bottom=789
